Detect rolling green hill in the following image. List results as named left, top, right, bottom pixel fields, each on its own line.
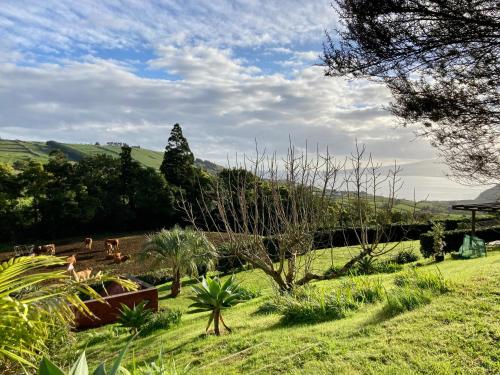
left=0, top=139, right=222, bottom=173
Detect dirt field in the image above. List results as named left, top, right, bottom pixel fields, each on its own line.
left=0, top=231, right=230, bottom=276
left=0, top=232, right=164, bottom=276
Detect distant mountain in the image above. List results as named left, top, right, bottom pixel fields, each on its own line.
left=378, top=159, right=452, bottom=177
left=0, top=139, right=223, bottom=174
left=474, top=184, right=500, bottom=203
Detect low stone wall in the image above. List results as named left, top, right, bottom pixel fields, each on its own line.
left=74, top=279, right=158, bottom=330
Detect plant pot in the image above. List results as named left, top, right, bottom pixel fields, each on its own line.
left=435, top=254, right=445, bottom=262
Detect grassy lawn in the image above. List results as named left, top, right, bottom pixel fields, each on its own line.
left=75, top=242, right=500, bottom=374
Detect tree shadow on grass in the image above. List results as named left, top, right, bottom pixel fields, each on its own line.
left=158, top=278, right=200, bottom=300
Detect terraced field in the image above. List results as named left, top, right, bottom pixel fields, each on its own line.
left=0, top=138, right=221, bottom=172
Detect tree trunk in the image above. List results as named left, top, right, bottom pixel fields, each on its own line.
left=170, top=269, right=181, bottom=297
left=214, top=309, right=221, bottom=336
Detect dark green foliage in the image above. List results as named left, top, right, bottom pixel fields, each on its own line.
left=46, top=140, right=85, bottom=161
left=419, top=226, right=500, bottom=257
left=0, top=151, right=175, bottom=241
left=139, top=308, right=182, bottom=337
left=392, top=249, right=419, bottom=264
left=351, top=258, right=402, bottom=275
left=136, top=269, right=172, bottom=286
left=160, top=124, right=195, bottom=188
left=323, top=0, right=500, bottom=180
left=117, top=301, right=153, bottom=334
left=216, top=243, right=247, bottom=274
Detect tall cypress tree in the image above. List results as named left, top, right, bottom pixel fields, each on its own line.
left=160, top=124, right=195, bottom=189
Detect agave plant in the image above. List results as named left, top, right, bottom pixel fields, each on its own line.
left=142, top=227, right=216, bottom=297
left=117, top=301, right=153, bottom=334
left=0, top=255, right=136, bottom=371
left=188, top=276, right=244, bottom=336
left=38, top=337, right=134, bottom=375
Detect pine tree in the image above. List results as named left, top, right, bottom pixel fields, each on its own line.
left=160, top=124, right=195, bottom=189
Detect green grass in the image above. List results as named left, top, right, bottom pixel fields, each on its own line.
left=72, top=243, right=500, bottom=374
left=0, top=138, right=220, bottom=172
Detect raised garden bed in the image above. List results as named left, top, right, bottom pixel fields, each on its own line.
left=74, top=277, right=158, bottom=330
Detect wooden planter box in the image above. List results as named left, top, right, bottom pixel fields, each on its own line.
left=74, top=278, right=158, bottom=330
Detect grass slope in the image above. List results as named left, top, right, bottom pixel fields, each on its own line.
left=76, top=243, right=500, bottom=375
left=0, top=138, right=221, bottom=173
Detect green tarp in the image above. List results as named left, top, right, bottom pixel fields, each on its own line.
left=458, top=234, right=487, bottom=258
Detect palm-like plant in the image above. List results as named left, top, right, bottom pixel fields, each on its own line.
left=0, top=256, right=136, bottom=371
left=117, top=301, right=153, bottom=334
left=188, top=276, right=244, bottom=336
left=142, top=227, right=216, bottom=297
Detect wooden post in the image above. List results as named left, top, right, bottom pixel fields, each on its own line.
left=471, top=210, right=476, bottom=236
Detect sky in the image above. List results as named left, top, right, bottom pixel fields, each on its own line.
left=0, top=0, right=437, bottom=165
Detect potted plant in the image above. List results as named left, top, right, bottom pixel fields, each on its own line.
left=431, top=222, right=445, bottom=262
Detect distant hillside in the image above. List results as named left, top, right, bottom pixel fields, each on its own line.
left=0, top=139, right=223, bottom=174
left=474, top=184, right=500, bottom=203
left=377, top=159, right=452, bottom=177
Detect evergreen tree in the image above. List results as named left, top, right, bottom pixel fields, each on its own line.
left=160, top=124, right=196, bottom=189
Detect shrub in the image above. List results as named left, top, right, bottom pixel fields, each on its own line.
left=342, top=277, right=384, bottom=304
left=394, top=269, right=450, bottom=294
left=373, top=260, right=403, bottom=274
left=273, top=278, right=384, bottom=325
left=350, top=258, right=403, bottom=275
left=278, top=287, right=358, bottom=324
left=117, top=301, right=153, bottom=334
left=383, top=287, right=431, bottom=316
left=216, top=243, right=247, bottom=274
left=419, top=225, right=500, bottom=257
left=238, top=285, right=262, bottom=301
left=136, top=269, right=172, bottom=286
left=255, top=300, right=281, bottom=315
left=392, top=248, right=419, bottom=264
left=139, top=308, right=182, bottom=337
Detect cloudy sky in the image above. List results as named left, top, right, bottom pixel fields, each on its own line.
left=0, top=0, right=437, bottom=165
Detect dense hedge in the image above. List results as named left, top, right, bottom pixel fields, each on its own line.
left=419, top=225, right=500, bottom=257
left=215, top=243, right=247, bottom=274
left=260, top=219, right=493, bottom=261
left=312, top=219, right=482, bottom=250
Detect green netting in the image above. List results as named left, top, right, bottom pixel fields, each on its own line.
left=458, top=234, right=487, bottom=259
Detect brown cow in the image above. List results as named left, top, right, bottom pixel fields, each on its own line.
left=105, top=242, right=115, bottom=259
left=113, top=252, right=130, bottom=264
left=66, top=254, right=77, bottom=266
left=34, top=244, right=56, bottom=256
left=72, top=267, right=93, bottom=281
left=104, top=238, right=119, bottom=252
left=84, top=238, right=93, bottom=251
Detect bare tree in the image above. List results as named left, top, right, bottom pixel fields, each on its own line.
left=184, top=142, right=403, bottom=291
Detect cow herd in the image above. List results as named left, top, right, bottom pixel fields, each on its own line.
left=13, top=237, right=130, bottom=282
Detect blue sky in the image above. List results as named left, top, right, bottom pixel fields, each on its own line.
left=0, top=0, right=435, bottom=164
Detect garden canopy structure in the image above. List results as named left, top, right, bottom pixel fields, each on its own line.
left=452, top=202, right=500, bottom=258
left=451, top=202, right=500, bottom=234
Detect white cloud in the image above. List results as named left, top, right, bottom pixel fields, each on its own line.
left=0, top=1, right=336, bottom=60
left=0, top=1, right=437, bottom=166
left=0, top=45, right=435, bottom=164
